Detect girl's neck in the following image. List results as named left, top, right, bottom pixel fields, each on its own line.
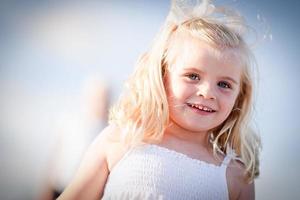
left=163, top=123, right=211, bottom=149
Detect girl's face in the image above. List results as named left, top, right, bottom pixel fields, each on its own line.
left=165, top=34, right=242, bottom=134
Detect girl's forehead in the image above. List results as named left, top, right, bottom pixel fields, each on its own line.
left=168, top=34, right=244, bottom=69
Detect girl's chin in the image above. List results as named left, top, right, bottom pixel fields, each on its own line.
left=185, top=126, right=213, bottom=133
left=183, top=120, right=218, bottom=132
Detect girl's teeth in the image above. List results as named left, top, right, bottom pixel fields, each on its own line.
left=189, top=103, right=213, bottom=112
left=203, top=107, right=210, bottom=111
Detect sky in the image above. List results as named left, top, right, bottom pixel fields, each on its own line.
left=0, top=0, right=299, bottom=199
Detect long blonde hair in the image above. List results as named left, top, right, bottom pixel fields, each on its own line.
left=110, top=0, right=261, bottom=182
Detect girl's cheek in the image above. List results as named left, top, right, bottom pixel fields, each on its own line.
left=219, top=92, right=238, bottom=108
left=219, top=89, right=239, bottom=99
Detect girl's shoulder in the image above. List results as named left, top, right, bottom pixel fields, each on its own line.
left=226, top=159, right=255, bottom=200
left=95, top=124, right=129, bottom=172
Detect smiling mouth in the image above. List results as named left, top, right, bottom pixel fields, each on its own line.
left=187, top=103, right=216, bottom=113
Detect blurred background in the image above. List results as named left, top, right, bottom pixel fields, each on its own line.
left=0, top=0, right=299, bottom=199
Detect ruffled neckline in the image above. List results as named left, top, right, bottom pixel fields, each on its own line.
left=143, top=144, right=225, bottom=168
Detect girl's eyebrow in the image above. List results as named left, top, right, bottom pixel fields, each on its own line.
left=183, top=67, right=204, bottom=74
left=220, top=76, right=239, bottom=85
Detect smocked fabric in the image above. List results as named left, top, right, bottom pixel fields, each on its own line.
left=102, top=144, right=235, bottom=200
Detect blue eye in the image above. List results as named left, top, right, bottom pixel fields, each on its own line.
left=218, top=81, right=231, bottom=89
left=187, top=73, right=200, bottom=81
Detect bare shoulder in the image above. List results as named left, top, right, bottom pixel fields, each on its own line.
left=86, top=124, right=121, bottom=155
left=99, top=124, right=129, bottom=171
left=82, top=124, right=128, bottom=170
left=226, top=160, right=255, bottom=200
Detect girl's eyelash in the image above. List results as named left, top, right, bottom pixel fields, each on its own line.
left=186, top=73, right=200, bottom=80
left=185, top=74, right=232, bottom=89
left=218, top=81, right=231, bottom=89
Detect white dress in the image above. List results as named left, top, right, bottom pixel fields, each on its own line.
left=102, top=144, right=235, bottom=200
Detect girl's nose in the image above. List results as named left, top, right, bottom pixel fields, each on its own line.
left=196, top=83, right=216, bottom=100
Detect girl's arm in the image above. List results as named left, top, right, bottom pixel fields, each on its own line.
left=238, top=181, right=255, bottom=200
left=227, top=161, right=255, bottom=200
left=57, top=125, right=115, bottom=200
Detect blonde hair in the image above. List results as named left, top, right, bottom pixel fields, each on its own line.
left=110, top=0, right=261, bottom=182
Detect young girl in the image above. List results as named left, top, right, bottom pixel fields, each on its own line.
left=58, top=0, right=261, bottom=199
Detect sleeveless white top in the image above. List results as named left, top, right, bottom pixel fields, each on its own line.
left=102, top=144, right=235, bottom=200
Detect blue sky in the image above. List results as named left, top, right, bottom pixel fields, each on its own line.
left=0, top=0, right=299, bottom=199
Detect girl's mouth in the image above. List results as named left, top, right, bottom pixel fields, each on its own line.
left=187, top=103, right=216, bottom=113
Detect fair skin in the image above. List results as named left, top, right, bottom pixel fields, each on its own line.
left=163, top=33, right=254, bottom=199
left=58, top=34, right=254, bottom=200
